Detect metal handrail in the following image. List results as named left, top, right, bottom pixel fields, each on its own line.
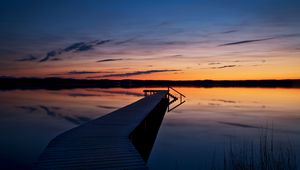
left=167, top=86, right=186, bottom=112
left=168, top=86, right=186, bottom=97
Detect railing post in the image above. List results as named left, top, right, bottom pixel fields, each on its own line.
left=167, top=86, right=170, bottom=111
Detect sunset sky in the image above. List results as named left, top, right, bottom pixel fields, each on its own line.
left=0, top=0, right=300, bottom=80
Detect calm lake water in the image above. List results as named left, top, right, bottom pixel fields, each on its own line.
left=0, top=88, right=300, bottom=169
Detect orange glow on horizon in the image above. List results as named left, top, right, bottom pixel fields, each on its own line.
left=2, top=45, right=300, bottom=80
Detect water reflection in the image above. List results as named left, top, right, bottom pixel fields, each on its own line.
left=0, top=87, right=300, bottom=170
left=148, top=88, right=300, bottom=169
left=0, top=88, right=142, bottom=170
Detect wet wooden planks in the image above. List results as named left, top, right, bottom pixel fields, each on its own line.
left=34, top=91, right=168, bottom=170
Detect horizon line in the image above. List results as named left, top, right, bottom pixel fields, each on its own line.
left=1, top=76, right=300, bottom=81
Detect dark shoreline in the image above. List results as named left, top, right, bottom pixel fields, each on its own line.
left=1, top=77, right=300, bottom=90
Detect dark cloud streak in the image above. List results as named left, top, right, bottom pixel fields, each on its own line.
left=37, top=40, right=112, bottom=62
left=64, top=42, right=85, bottom=52
left=97, top=58, right=124, bottom=63
left=39, top=50, right=60, bottom=62
left=208, top=62, right=220, bottom=65
left=90, top=69, right=181, bottom=78
left=67, top=71, right=107, bottom=75
left=219, top=38, right=273, bottom=46
left=210, top=65, right=238, bottom=69
left=49, top=70, right=114, bottom=76
left=16, top=55, right=38, bottom=62
left=221, top=30, right=238, bottom=34
left=75, top=44, right=93, bottom=52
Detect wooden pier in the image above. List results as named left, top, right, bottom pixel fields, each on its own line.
left=34, top=90, right=169, bottom=170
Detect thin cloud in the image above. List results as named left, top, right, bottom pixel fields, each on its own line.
left=49, top=70, right=114, bottom=76
left=276, top=33, right=300, bottom=39
left=39, top=57, right=49, bottom=62
left=231, top=59, right=266, bottom=63
left=50, top=58, right=62, bottom=61
left=38, top=40, right=112, bottom=62
left=66, top=71, right=105, bottom=75
left=96, top=40, right=111, bottom=45
left=39, top=50, right=60, bottom=62
left=75, top=44, right=93, bottom=52
left=124, top=39, right=202, bottom=47
left=169, top=54, right=182, bottom=57
left=212, top=99, right=237, bottom=103
left=94, top=69, right=181, bottom=78
left=208, top=62, right=221, bottom=65
left=221, top=30, right=238, bottom=34
left=114, top=38, right=136, bottom=45
left=218, top=31, right=300, bottom=47
left=137, top=54, right=183, bottom=61
left=66, top=40, right=111, bottom=52
left=16, top=55, right=38, bottom=62
left=210, top=65, right=238, bottom=69
left=97, top=58, right=124, bottom=63
left=218, top=38, right=273, bottom=46
left=64, top=42, right=85, bottom=52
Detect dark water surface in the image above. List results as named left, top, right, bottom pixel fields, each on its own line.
left=0, top=88, right=300, bottom=169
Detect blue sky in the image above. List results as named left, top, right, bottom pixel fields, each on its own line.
left=0, top=0, right=300, bottom=79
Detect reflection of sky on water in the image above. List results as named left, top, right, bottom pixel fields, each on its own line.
left=0, top=88, right=142, bottom=170
left=0, top=88, right=300, bottom=169
left=148, top=88, right=300, bottom=169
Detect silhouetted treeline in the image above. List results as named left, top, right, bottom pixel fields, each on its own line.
left=0, top=77, right=299, bottom=90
